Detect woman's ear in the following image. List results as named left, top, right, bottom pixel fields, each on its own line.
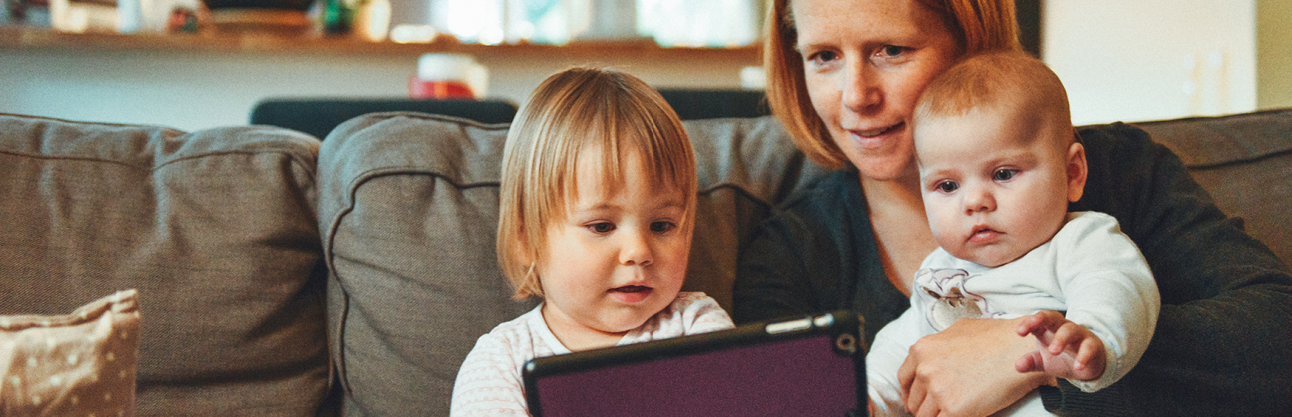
left=1066, top=142, right=1088, bottom=203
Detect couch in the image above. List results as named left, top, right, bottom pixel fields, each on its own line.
left=2, top=107, right=1288, bottom=416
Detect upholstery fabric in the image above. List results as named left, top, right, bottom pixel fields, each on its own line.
left=317, top=112, right=829, bottom=416
left=1134, top=108, right=1292, bottom=263
left=0, top=114, right=332, bottom=416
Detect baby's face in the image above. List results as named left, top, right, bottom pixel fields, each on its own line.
left=535, top=147, right=691, bottom=348
left=914, top=105, right=1082, bottom=267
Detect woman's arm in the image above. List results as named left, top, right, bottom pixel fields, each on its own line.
left=1049, top=124, right=1292, bottom=415
left=731, top=210, right=828, bottom=324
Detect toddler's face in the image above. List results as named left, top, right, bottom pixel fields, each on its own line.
left=536, top=147, right=691, bottom=348
left=914, top=105, right=1083, bottom=267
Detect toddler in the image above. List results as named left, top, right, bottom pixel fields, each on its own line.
left=450, top=67, right=734, bottom=416
left=866, top=52, right=1161, bottom=416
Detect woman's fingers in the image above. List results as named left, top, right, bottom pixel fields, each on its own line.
left=914, top=395, right=940, bottom=417
left=903, top=364, right=928, bottom=415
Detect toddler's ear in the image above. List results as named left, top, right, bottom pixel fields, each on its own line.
left=1066, top=142, right=1088, bottom=203
left=514, top=228, right=534, bottom=266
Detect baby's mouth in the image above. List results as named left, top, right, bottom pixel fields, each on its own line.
left=969, top=226, right=1001, bottom=243
left=612, top=285, right=650, bottom=293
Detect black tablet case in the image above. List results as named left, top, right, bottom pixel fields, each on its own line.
left=523, top=310, right=867, bottom=417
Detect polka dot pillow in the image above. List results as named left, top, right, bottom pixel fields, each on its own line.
left=1, top=289, right=140, bottom=416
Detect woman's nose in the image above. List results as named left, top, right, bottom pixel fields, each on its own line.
left=842, top=60, right=881, bottom=113
left=619, top=230, right=654, bottom=267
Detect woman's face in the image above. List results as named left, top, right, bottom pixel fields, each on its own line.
left=792, top=0, right=961, bottom=181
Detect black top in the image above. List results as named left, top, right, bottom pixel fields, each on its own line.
left=733, top=122, right=1292, bottom=415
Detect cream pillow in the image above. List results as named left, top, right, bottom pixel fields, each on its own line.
left=1, top=289, right=140, bottom=416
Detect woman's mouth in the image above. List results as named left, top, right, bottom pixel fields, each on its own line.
left=851, top=122, right=903, bottom=138
left=609, top=285, right=653, bottom=303
left=849, top=122, right=905, bottom=149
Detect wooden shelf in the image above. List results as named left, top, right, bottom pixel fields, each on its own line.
left=0, top=26, right=762, bottom=61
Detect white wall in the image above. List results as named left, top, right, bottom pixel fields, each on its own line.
left=1, top=50, right=415, bottom=131
left=0, top=47, right=754, bottom=132
left=1257, top=0, right=1292, bottom=109
left=1043, top=0, right=1259, bottom=125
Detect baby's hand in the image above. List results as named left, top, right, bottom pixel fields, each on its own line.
left=1014, top=310, right=1106, bottom=382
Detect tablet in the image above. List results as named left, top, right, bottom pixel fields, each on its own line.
left=522, top=310, right=867, bottom=417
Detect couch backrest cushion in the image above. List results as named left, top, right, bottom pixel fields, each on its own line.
left=0, top=114, right=332, bottom=415
left=1132, top=108, right=1292, bottom=264
left=317, top=112, right=827, bottom=416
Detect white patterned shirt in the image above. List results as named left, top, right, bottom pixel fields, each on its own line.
left=867, top=212, right=1160, bottom=417
left=450, top=292, right=734, bottom=416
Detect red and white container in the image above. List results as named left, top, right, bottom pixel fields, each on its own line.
left=409, top=53, right=489, bottom=100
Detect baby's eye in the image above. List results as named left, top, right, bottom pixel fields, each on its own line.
left=650, top=221, right=676, bottom=233
left=993, top=169, right=1018, bottom=182
left=587, top=222, right=615, bottom=234
left=936, top=181, right=959, bottom=193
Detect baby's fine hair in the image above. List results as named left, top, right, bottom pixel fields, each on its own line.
left=496, top=67, right=696, bottom=300
left=914, top=51, right=1074, bottom=145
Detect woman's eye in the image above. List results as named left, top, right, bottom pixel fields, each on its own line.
left=588, top=222, right=615, bottom=234
left=807, top=50, right=838, bottom=65
left=650, top=221, right=676, bottom=233
left=993, top=169, right=1018, bottom=182
left=879, top=45, right=905, bottom=58
left=936, top=181, right=959, bottom=193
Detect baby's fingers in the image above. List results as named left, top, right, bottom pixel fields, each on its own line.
left=1072, top=337, right=1106, bottom=380
left=1048, top=322, right=1088, bottom=355
left=1015, top=351, right=1044, bottom=374
left=1017, top=310, right=1065, bottom=337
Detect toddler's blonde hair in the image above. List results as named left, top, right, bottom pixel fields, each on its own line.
left=496, top=67, right=696, bottom=300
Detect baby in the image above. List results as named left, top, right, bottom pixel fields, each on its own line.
left=450, top=67, right=734, bottom=416
left=866, top=52, right=1161, bottom=416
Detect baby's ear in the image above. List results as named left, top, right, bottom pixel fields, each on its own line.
left=1066, top=142, right=1088, bottom=203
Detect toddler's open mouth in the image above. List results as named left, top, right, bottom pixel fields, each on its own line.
left=609, top=285, right=653, bottom=303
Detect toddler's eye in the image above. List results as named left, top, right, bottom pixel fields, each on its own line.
left=993, top=169, right=1018, bottom=182
left=936, top=181, right=959, bottom=193
left=650, top=221, right=676, bottom=233
left=588, top=222, right=615, bottom=234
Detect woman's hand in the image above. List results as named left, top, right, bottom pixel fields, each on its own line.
left=898, top=317, right=1051, bottom=417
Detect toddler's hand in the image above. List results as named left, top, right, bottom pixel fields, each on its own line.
left=1014, top=310, right=1105, bottom=382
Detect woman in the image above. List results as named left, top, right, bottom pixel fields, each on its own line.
left=732, top=0, right=1292, bottom=415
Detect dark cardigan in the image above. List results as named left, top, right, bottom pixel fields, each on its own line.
left=733, top=123, right=1292, bottom=416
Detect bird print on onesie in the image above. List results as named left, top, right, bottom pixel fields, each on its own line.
left=915, top=268, right=1005, bottom=331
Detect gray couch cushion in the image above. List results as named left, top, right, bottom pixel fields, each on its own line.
left=1133, top=108, right=1292, bottom=263
left=0, top=114, right=332, bottom=415
left=317, top=112, right=827, bottom=416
